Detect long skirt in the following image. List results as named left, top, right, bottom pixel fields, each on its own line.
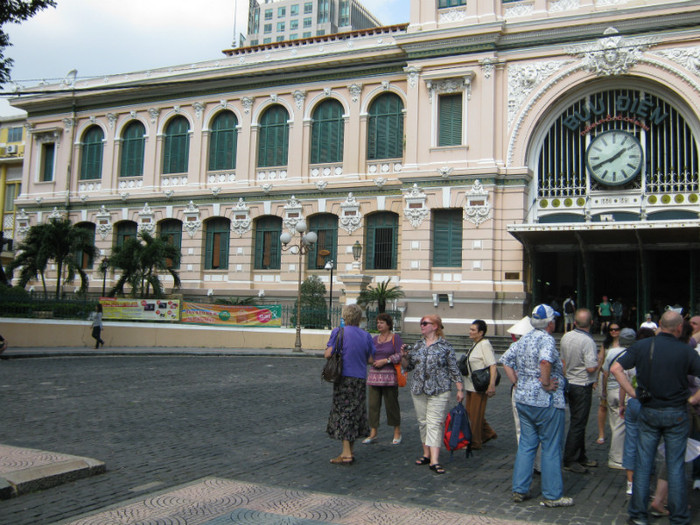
left=326, top=376, right=370, bottom=441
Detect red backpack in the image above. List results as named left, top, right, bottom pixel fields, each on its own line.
left=443, top=402, right=472, bottom=458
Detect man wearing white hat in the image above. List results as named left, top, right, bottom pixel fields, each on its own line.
left=501, top=304, right=573, bottom=507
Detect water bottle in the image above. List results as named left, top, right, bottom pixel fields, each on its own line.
left=340, top=317, right=345, bottom=328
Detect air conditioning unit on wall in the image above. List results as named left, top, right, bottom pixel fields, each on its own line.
left=5, top=145, right=17, bottom=154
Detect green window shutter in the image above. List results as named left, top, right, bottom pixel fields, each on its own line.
left=163, top=116, right=190, bottom=174
left=120, top=121, right=146, bottom=177
left=307, top=214, right=338, bottom=269
left=80, top=126, right=104, bottom=180
left=115, top=221, right=137, bottom=248
left=367, top=93, right=404, bottom=160
left=159, top=219, right=182, bottom=270
left=438, top=94, right=462, bottom=147
left=74, top=223, right=96, bottom=270
left=311, top=100, right=344, bottom=164
left=258, top=105, right=289, bottom=167
left=204, top=218, right=230, bottom=270
left=366, top=212, right=398, bottom=270
left=254, top=216, right=282, bottom=269
left=41, top=143, right=55, bottom=182
left=208, top=111, right=238, bottom=171
left=432, top=209, right=463, bottom=267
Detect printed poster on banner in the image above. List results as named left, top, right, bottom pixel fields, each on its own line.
left=181, top=302, right=282, bottom=327
left=100, top=298, right=180, bottom=321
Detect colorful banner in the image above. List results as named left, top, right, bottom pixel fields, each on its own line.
left=101, top=298, right=180, bottom=322
left=181, top=302, right=282, bottom=327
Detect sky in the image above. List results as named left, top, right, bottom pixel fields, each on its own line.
left=0, top=0, right=410, bottom=116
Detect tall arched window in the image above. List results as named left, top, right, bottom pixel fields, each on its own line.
left=367, top=93, right=404, bottom=160
left=163, top=116, right=190, bottom=174
left=432, top=209, right=463, bottom=267
left=257, top=105, right=289, bottom=167
left=120, top=121, right=146, bottom=177
left=115, top=221, right=137, bottom=248
left=159, top=219, right=183, bottom=270
left=254, top=216, right=282, bottom=269
left=208, top=111, right=238, bottom=171
left=308, top=214, right=338, bottom=269
left=74, top=222, right=96, bottom=269
left=204, top=218, right=230, bottom=270
left=310, top=100, right=344, bottom=164
left=80, top=126, right=104, bottom=180
left=365, top=212, right=398, bottom=270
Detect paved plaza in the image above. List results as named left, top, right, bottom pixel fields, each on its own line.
left=0, top=350, right=698, bottom=524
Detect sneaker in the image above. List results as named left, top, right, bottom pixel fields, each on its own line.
left=626, top=518, right=648, bottom=525
left=541, top=497, right=574, bottom=507
left=564, top=462, right=588, bottom=474
left=626, top=481, right=633, bottom=495
left=608, top=461, right=624, bottom=470
left=512, top=492, right=528, bottom=503
left=579, top=459, right=598, bottom=468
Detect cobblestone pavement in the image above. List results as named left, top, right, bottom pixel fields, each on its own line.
left=1, top=355, right=698, bottom=525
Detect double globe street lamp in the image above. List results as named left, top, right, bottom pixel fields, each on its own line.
left=280, top=220, right=317, bottom=352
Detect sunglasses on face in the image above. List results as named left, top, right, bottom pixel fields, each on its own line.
left=420, top=321, right=433, bottom=327
left=609, top=327, right=620, bottom=332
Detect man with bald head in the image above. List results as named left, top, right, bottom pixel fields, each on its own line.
left=612, top=310, right=700, bottom=525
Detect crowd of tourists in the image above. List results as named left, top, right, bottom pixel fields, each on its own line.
left=322, top=302, right=700, bottom=523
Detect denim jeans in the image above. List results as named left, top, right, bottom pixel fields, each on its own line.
left=630, top=406, right=690, bottom=525
left=513, top=402, right=566, bottom=500
left=622, top=398, right=641, bottom=471
left=564, top=383, right=593, bottom=465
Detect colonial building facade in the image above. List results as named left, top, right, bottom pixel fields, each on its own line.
left=10, top=0, right=700, bottom=332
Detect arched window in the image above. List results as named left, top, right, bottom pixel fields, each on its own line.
left=115, top=221, right=137, bottom=248
left=208, top=111, right=238, bottom=171
left=367, top=93, right=404, bottom=160
left=163, top=116, right=190, bottom=174
left=432, top=209, right=463, bottom=267
left=365, top=212, right=398, bottom=270
left=80, top=126, right=104, bottom=180
left=254, top=216, right=282, bottom=269
left=308, top=214, right=338, bottom=269
left=257, top=105, right=289, bottom=167
left=204, top=218, right=230, bottom=270
left=74, top=222, right=96, bottom=269
left=120, top=121, right=146, bottom=177
left=159, top=219, right=183, bottom=270
left=310, top=100, right=344, bottom=164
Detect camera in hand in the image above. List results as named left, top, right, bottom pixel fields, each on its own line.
left=636, top=386, right=652, bottom=404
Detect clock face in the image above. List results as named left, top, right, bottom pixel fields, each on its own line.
left=585, top=130, right=643, bottom=186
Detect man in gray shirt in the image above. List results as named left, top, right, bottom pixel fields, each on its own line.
left=560, top=308, right=599, bottom=473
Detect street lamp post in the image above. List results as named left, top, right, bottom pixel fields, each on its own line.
left=281, top=221, right=317, bottom=352
left=324, top=259, right=334, bottom=327
left=100, top=258, right=109, bottom=297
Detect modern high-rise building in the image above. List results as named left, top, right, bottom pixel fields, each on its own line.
left=247, top=0, right=380, bottom=45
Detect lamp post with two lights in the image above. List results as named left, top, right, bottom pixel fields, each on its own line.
left=280, top=220, right=317, bottom=352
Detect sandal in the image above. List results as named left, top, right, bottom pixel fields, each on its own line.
left=330, top=455, right=354, bottom=465
left=415, top=456, right=430, bottom=465
left=595, top=437, right=605, bottom=445
left=429, top=463, right=446, bottom=474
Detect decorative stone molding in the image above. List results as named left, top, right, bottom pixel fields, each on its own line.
left=404, top=184, right=429, bottom=228
left=283, top=195, right=304, bottom=232
left=88, top=116, right=97, bottom=125
left=310, top=165, right=342, bottom=178
left=504, top=3, right=533, bottom=18
left=208, top=172, right=236, bottom=184
left=438, top=166, right=453, bottom=178
left=293, top=90, right=306, bottom=110
left=507, top=60, right=568, bottom=128
left=269, top=94, right=278, bottom=103
left=479, top=58, right=496, bottom=79
left=404, top=66, right=421, bottom=89
left=256, top=170, right=287, bottom=181
left=118, top=179, right=143, bottom=190
left=106, top=113, right=117, bottom=129
left=565, top=27, right=659, bottom=77
left=120, top=192, right=129, bottom=201
left=339, top=193, right=362, bottom=234
left=439, top=7, right=467, bottom=23
left=381, top=80, right=390, bottom=91
left=464, top=180, right=491, bottom=227
left=95, top=206, right=113, bottom=240
left=425, top=73, right=474, bottom=103
left=374, top=177, right=387, bottom=187
left=130, top=110, right=137, bottom=119
left=230, top=198, right=251, bottom=237
left=183, top=201, right=201, bottom=238
left=162, top=175, right=189, bottom=187
left=148, top=108, right=160, bottom=124
left=78, top=181, right=102, bottom=193
left=163, top=189, right=174, bottom=199
left=62, top=118, right=75, bottom=130
left=173, top=105, right=181, bottom=114
left=241, top=97, right=254, bottom=114
left=15, top=209, right=31, bottom=239
left=348, top=83, right=362, bottom=103
left=367, top=162, right=402, bottom=175
left=315, top=180, right=328, bottom=191
left=138, top=203, right=155, bottom=235
left=323, top=87, right=331, bottom=97
left=550, top=0, right=579, bottom=12
left=32, top=128, right=61, bottom=147
left=211, top=187, right=222, bottom=197
left=262, top=183, right=273, bottom=193
left=193, top=102, right=205, bottom=119
left=654, top=46, right=700, bottom=75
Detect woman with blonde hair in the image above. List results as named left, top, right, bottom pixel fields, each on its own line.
left=325, top=304, right=375, bottom=464
left=401, top=314, right=464, bottom=474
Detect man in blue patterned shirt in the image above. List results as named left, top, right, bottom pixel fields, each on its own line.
left=501, top=304, right=573, bottom=508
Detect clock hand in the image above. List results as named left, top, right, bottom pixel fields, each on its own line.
left=591, top=148, right=625, bottom=171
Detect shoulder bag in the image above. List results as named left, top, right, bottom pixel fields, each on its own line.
left=322, top=327, right=344, bottom=384
left=392, top=334, right=407, bottom=387
left=466, top=340, right=501, bottom=393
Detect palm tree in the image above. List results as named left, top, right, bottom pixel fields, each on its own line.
left=108, top=231, right=181, bottom=298
left=357, top=279, right=405, bottom=313
left=9, top=217, right=97, bottom=299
